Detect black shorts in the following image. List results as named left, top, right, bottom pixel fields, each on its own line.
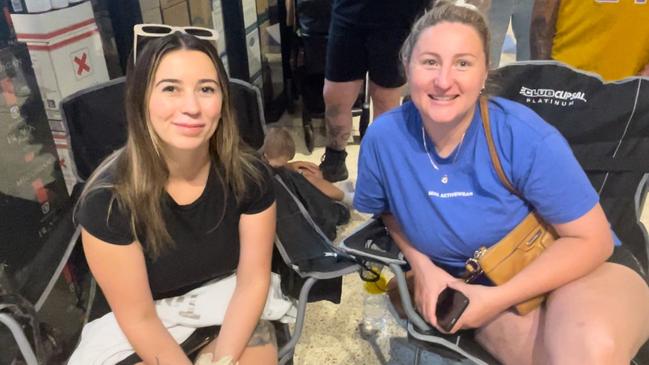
left=325, top=23, right=408, bottom=88
left=608, top=245, right=648, bottom=285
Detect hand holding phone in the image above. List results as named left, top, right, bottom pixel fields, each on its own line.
left=436, top=286, right=470, bottom=332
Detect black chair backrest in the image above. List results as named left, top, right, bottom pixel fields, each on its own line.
left=492, top=61, right=649, bottom=272
left=60, top=77, right=127, bottom=182
left=229, top=79, right=267, bottom=150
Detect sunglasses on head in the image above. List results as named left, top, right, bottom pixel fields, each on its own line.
left=132, top=24, right=219, bottom=64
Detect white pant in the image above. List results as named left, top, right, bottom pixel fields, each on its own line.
left=68, top=273, right=296, bottom=365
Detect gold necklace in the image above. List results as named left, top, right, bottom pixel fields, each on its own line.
left=421, top=126, right=466, bottom=184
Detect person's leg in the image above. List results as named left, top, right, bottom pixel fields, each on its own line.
left=542, top=262, right=649, bottom=364
left=322, top=79, right=365, bottom=150
left=487, top=0, right=515, bottom=68
left=474, top=308, right=545, bottom=365
left=511, top=0, right=534, bottom=61
left=366, top=27, right=407, bottom=119
left=476, top=261, right=649, bottom=365
left=238, top=321, right=278, bottom=365
left=368, top=81, right=403, bottom=119
left=195, top=321, right=278, bottom=365
left=321, top=25, right=367, bottom=182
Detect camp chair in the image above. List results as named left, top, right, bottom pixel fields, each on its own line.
left=59, top=77, right=359, bottom=364
left=341, top=61, right=649, bottom=365
left=272, top=173, right=360, bottom=364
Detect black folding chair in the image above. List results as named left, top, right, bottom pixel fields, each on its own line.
left=341, top=61, right=649, bottom=365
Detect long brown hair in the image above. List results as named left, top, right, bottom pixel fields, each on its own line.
left=78, top=32, right=264, bottom=258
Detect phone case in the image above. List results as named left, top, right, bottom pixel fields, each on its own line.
left=436, top=287, right=470, bottom=332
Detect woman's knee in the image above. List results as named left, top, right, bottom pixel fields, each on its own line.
left=239, top=320, right=278, bottom=365
left=545, top=323, right=628, bottom=365
left=323, top=81, right=362, bottom=110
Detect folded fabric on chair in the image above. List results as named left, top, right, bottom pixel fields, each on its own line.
left=68, top=273, right=296, bottom=365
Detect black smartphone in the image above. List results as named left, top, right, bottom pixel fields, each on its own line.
left=436, top=286, right=470, bottom=332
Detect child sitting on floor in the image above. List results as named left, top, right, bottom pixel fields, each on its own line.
left=262, top=127, right=353, bottom=240
left=262, top=127, right=354, bottom=206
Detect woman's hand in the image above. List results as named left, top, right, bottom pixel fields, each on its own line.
left=442, top=281, right=510, bottom=334
left=411, top=264, right=457, bottom=329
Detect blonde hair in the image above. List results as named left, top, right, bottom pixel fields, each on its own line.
left=401, top=0, right=491, bottom=68
left=77, top=32, right=264, bottom=258
left=262, top=127, right=296, bottom=162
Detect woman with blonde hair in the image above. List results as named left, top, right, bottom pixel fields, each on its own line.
left=355, top=1, right=649, bottom=363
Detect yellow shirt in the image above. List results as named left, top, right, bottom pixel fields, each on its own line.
left=552, top=0, right=649, bottom=81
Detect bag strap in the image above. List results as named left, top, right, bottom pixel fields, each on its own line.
left=479, top=96, right=522, bottom=199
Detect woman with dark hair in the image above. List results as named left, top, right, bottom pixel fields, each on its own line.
left=355, top=1, right=649, bottom=363
left=71, top=29, right=277, bottom=365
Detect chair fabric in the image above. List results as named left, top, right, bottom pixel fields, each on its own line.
left=60, top=77, right=127, bottom=182
left=491, top=61, right=649, bottom=274
left=229, top=79, right=268, bottom=150
left=341, top=61, right=649, bottom=364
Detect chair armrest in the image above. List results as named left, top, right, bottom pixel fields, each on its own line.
left=339, top=218, right=407, bottom=266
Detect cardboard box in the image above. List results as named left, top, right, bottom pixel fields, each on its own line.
left=246, top=28, right=261, bottom=79
left=256, top=0, right=268, bottom=19
left=188, top=0, right=212, bottom=28
left=159, top=0, right=184, bottom=8
left=211, top=4, right=226, bottom=54
left=162, top=1, right=190, bottom=26
left=257, top=18, right=270, bottom=55
left=242, top=0, right=257, bottom=29
left=142, top=7, right=163, bottom=23
left=139, top=0, right=159, bottom=11
left=11, top=2, right=110, bottom=120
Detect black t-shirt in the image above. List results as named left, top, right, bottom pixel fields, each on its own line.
left=77, top=161, right=275, bottom=299
left=331, top=0, right=427, bottom=30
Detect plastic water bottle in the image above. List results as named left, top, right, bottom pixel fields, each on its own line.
left=360, top=294, right=387, bottom=337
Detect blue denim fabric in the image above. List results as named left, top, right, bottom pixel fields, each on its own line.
left=487, top=0, right=534, bottom=67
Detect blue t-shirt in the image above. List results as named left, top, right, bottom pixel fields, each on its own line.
left=354, top=97, right=607, bottom=274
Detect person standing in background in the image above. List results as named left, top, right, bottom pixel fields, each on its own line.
left=319, top=0, right=427, bottom=182
left=530, top=0, right=649, bottom=81
left=487, top=0, right=533, bottom=68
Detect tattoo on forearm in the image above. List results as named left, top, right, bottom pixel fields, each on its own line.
left=247, top=320, right=277, bottom=347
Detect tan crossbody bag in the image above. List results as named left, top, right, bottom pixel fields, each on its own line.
left=464, top=97, right=558, bottom=315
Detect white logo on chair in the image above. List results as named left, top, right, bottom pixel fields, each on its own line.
left=519, top=86, right=587, bottom=107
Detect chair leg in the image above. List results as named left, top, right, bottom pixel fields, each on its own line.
left=278, top=277, right=318, bottom=364
left=0, top=313, right=38, bottom=365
